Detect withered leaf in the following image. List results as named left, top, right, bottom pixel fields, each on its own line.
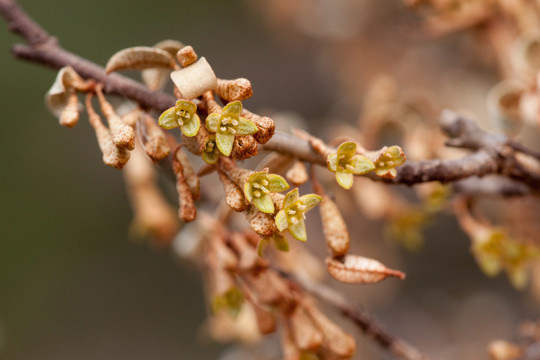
left=106, top=46, right=177, bottom=73
left=326, top=255, right=405, bottom=284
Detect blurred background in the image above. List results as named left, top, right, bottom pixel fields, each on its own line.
left=1, top=0, right=539, bottom=359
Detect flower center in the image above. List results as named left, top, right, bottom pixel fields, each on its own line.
left=176, top=109, right=192, bottom=126
left=251, top=178, right=269, bottom=198
left=219, top=116, right=239, bottom=135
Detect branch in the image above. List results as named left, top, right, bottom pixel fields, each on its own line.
left=2, top=0, right=540, bottom=192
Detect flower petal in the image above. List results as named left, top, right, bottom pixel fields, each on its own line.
left=175, top=99, right=196, bottom=114
left=158, top=107, right=179, bottom=129
left=352, top=155, right=375, bottom=174
left=222, top=100, right=242, bottom=117
left=202, top=150, right=218, bottom=164
left=336, top=172, right=354, bottom=189
left=205, top=113, right=221, bottom=132
left=216, top=132, right=234, bottom=156
left=235, top=117, right=258, bottom=135
left=275, top=210, right=288, bottom=232
left=266, top=174, right=290, bottom=193
left=256, top=237, right=270, bottom=257
left=337, top=141, right=357, bottom=158
left=283, top=188, right=299, bottom=209
left=253, top=194, right=275, bottom=214
left=327, top=153, right=338, bottom=172
left=288, top=218, right=307, bottom=242
left=298, top=194, right=322, bottom=212
left=181, top=113, right=201, bottom=137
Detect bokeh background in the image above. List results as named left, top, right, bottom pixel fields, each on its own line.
left=1, top=1, right=539, bottom=359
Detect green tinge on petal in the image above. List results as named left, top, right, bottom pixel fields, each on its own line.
left=180, top=113, right=201, bottom=137
left=158, top=107, right=180, bottom=129
left=235, top=117, right=258, bottom=135
left=336, top=171, right=354, bottom=189
left=253, top=194, right=275, bottom=214
left=216, top=132, right=235, bottom=156
left=266, top=174, right=290, bottom=193
left=222, top=101, right=242, bottom=117
left=206, top=113, right=221, bottom=132
left=202, top=150, right=218, bottom=164
left=298, top=194, right=322, bottom=212
left=275, top=210, right=288, bottom=232
left=352, top=155, right=375, bottom=174
left=327, top=153, right=338, bottom=172
left=283, top=188, right=299, bottom=209
left=273, top=233, right=289, bottom=252
left=288, top=218, right=307, bottom=242
left=337, top=141, right=357, bottom=158
left=175, top=99, right=196, bottom=114
left=244, top=182, right=253, bottom=202
left=257, top=237, right=270, bottom=257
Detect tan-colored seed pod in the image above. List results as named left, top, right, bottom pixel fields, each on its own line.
left=140, top=112, right=171, bottom=162
left=174, top=146, right=200, bottom=200
left=172, top=145, right=196, bottom=222
left=246, top=205, right=277, bottom=236
left=59, top=88, right=80, bottom=128
left=86, top=93, right=130, bottom=169
left=326, top=255, right=405, bottom=284
left=176, top=45, right=198, bottom=67
left=241, top=108, right=275, bottom=144
left=304, top=300, right=356, bottom=358
left=105, top=46, right=177, bottom=73
left=218, top=170, right=247, bottom=212
left=242, top=269, right=289, bottom=307
left=96, top=86, right=135, bottom=150
left=231, top=135, right=258, bottom=160
left=319, top=194, right=349, bottom=257
left=215, top=78, right=253, bottom=102
left=288, top=304, right=323, bottom=352
left=286, top=160, right=308, bottom=187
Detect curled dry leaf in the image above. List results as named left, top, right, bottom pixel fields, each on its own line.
left=326, top=255, right=405, bottom=284
left=105, top=46, right=177, bottom=73
left=216, top=78, right=253, bottom=102
left=176, top=45, right=198, bottom=67
left=218, top=170, right=247, bottom=212
left=170, top=57, right=218, bottom=99
left=59, top=88, right=80, bottom=128
left=141, top=39, right=185, bottom=91
left=45, top=66, right=85, bottom=118
left=286, top=160, right=308, bottom=187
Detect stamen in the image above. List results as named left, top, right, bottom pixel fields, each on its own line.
left=178, top=119, right=184, bottom=126
left=229, top=128, right=237, bottom=134
left=297, top=204, right=306, bottom=211
left=288, top=209, right=296, bottom=215
left=378, top=162, right=385, bottom=167
left=220, top=126, right=227, bottom=132
left=221, top=117, right=230, bottom=125
left=207, top=142, right=214, bottom=148
left=252, top=183, right=261, bottom=188
left=387, top=161, right=394, bottom=166
left=261, top=179, right=269, bottom=186
left=206, top=147, right=213, bottom=152
left=260, top=185, right=269, bottom=194
left=346, top=164, right=354, bottom=171
left=231, top=119, right=238, bottom=126
left=290, top=217, right=299, bottom=225
left=253, top=190, right=261, bottom=197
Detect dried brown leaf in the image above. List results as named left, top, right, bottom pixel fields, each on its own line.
left=105, top=46, right=176, bottom=73
left=326, top=255, right=405, bottom=284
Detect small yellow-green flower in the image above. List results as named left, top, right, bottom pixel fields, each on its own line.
left=201, top=135, right=220, bottom=165
left=158, top=100, right=201, bottom=137
left=374, top=146, right=405, bottom=178
left=244, top=171, right=289, bottom=214
left=211, top=287, right=244, bottom=318
left=327, top=141, right=375, bottom=190
left=206, top=101, right=258, bottom=157
left=275, top=188, right=322, bottom=242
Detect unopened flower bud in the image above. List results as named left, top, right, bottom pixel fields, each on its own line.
left=96, top=86, right=135, bottom=150
left=216, top=78, right=253, bottom=102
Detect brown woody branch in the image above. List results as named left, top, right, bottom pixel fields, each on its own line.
left=2, top=1, right=539, bottom=193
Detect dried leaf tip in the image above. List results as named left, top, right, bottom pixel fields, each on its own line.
left=326, top=255, right=405, bottom=284
left=105, top=46, right=177, bottom=73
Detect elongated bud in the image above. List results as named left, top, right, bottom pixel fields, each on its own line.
left=326, top=255, right=405, bottom=284
left=176, top=45, right=198, bottom=67
left=216, top=78, right=253, bottom=102
left=246, top=205, right=277, bottom=236
left=304, top=299, right=356, bottom=358
left=319, top=194, right=350, bottom=257
left=288, top=304, right=323, bottom=352
left=175, top=146, right=200, bottom=200
left=105, top=46, right=177, bottom=73
left=86, top=93, right=130, bottom=169
left=231, top=135, right=258, bottom=160
left=139, top=112, right=171, bottom=162
left=59, top=88, right=80, bottom=128
left=96, top=86, right=135, bottom=150
left=202, top=91, right=222, bottom=114
left=218, top=170, right=247, bottom=212
left=241, top=109, right=275, bottom=144
left=172, top=145, right=196, bottom=222
left=286, top=160, right=308, bottom=187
